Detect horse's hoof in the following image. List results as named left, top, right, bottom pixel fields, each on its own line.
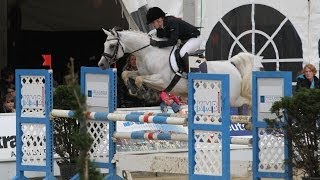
left=128, top=89, right=137, bottom=96
left=123, top=79, right=129, bottom=86
left=135, top=77, right=143, bottom=88
left=244, top=123, right=252, bottom=130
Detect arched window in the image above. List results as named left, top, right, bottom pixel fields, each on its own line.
left=206, top=4, right=303, bottom=80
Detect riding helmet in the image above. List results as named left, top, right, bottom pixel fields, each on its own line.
left=146, top=7, right=166, bottom=24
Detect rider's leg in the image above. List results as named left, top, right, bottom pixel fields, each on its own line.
left=179, top=37, right=201, bottom=72
left=174, top=49, right=184, bottom=71
left=181, top=53, right=189, bottom=72
left=179, top=37, right=202, bottom=57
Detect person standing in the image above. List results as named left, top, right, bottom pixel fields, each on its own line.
left=146, top=7, right=201, bottom=72
left=296, top=64, right=320, bottom=91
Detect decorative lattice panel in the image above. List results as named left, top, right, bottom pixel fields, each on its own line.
left=21, top=123, right=46, bottom=166
left=258, top=128, right=285, bottom=172
left=87, top=121, right=109, bottom=162
left=194, top=130, right=222, bottom=175
left=20, top=76, right=46, bottom=118
left=193, top=80, right=222, bottom=125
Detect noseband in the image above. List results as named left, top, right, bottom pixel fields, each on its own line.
left=101, top=36, right=124, bottom=65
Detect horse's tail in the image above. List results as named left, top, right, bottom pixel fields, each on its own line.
left=230, top=52, right=256, bottom=106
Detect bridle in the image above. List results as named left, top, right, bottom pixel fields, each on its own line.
left=101, top=30, right=151, bottom=66
left=101, top=35, right=125, bottom=66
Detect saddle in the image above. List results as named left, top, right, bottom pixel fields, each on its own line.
left=170, top=47, right=207, bottom=75
left=165, top=46, right=207, bottom=92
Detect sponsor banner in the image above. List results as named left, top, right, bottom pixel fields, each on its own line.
left=85, top=74, right=109, bottom=108
left=230, top=123, right=251, bottom=136
left=0, top=113, right=16, bottom=161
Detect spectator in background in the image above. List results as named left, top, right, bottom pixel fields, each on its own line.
left=5, top=83, right=16, bottom=108
left=296, top=64, right=320, bottom=92
left=0, top=94, right=15, bottom=113
left=6, top=83, right=15, bottom=97
left=123, top=54, right=137, bottom=71
left=0, top=67, right=14, bottom=99
left=122, top=54, right=138, bottom=95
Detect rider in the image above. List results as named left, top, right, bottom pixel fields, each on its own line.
left=146, top=7, right=201, bottom=72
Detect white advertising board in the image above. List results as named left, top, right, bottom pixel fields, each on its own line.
left=258, top=78, right=284, bottom=121
left=0, top=113, right=16, bottom=161
left=85, top=73, right=109, bottom=112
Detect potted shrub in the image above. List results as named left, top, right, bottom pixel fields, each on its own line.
left=53, top=85, right=81, bottom=179
left=267, top=88, right=320, bottom=179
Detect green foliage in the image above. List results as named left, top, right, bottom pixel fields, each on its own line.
left=53, top=85, right=82, bottom=110
left=267, top=88, right=320, bottom=177
left=76, top=159, right=104, bottom=180
left=53, top=85, right=81, bottom=165
left=53, top=83, right=102, bottom=179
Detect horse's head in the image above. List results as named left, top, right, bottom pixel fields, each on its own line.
left=98, top=28, right=125, bottom=70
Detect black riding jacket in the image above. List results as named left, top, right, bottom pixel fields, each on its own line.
left=155, top=16, right=200, bottom=48
left=295, top=74, right=320, bottom=92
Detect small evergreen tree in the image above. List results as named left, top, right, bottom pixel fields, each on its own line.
left=53, top=58, right=102, bottom=180
left=267, top=88, right=320, bottom=178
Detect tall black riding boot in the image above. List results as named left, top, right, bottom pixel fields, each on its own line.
left=175, top=49, right=184, bottom=71
left=181, top=53, right=189, bottom=73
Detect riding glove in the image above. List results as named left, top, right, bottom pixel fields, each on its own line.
left=150, top=39, right=159, bottom=47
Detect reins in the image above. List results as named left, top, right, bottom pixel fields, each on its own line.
left=128, top=44, right=150, bottom=54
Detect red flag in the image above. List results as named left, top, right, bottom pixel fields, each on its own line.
left=42, top=54, right=52, bottom=69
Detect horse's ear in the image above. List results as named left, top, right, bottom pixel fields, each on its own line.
left=102, top=28, right=112, bottom=36
left=112, top=26, right=123, bottom=31
left=110, top=28, right=121, bottom=37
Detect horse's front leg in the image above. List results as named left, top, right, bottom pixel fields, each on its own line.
left=121, top=70, right=139, bottom=86
left=135, top=74, right=165, bottom=91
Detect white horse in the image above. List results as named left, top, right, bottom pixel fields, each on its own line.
left=98, top=28, right=263, bottom=109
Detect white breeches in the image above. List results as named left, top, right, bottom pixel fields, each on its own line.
left=180, top=36, right=202, bottom=57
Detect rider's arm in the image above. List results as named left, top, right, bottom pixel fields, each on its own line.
left=156, top=23, right=179, bottom=48
left=156, top=28, right=165, bottom=38
left=152, top=19, right=179, bottom=48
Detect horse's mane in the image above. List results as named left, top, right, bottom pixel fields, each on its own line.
left=121, top=29, right=165, bottom=41
left=125, top=29, right=149, bottom=36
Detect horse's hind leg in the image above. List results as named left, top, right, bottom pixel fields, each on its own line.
left=233, top=96, right=252, bottom=115
left=237, top=104, right=252, bottom=115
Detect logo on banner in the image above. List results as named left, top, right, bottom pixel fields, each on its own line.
left=87, top=89, right=108, bottom=98
left=194, top=100, right=220, bottom=113
left=260, top=95, right=282, bottom=103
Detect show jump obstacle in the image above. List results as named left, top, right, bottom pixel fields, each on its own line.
left=14, top=67, right=293, bottom=180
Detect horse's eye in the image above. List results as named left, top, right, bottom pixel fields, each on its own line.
left=110, top=44, right=116, bottom=49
